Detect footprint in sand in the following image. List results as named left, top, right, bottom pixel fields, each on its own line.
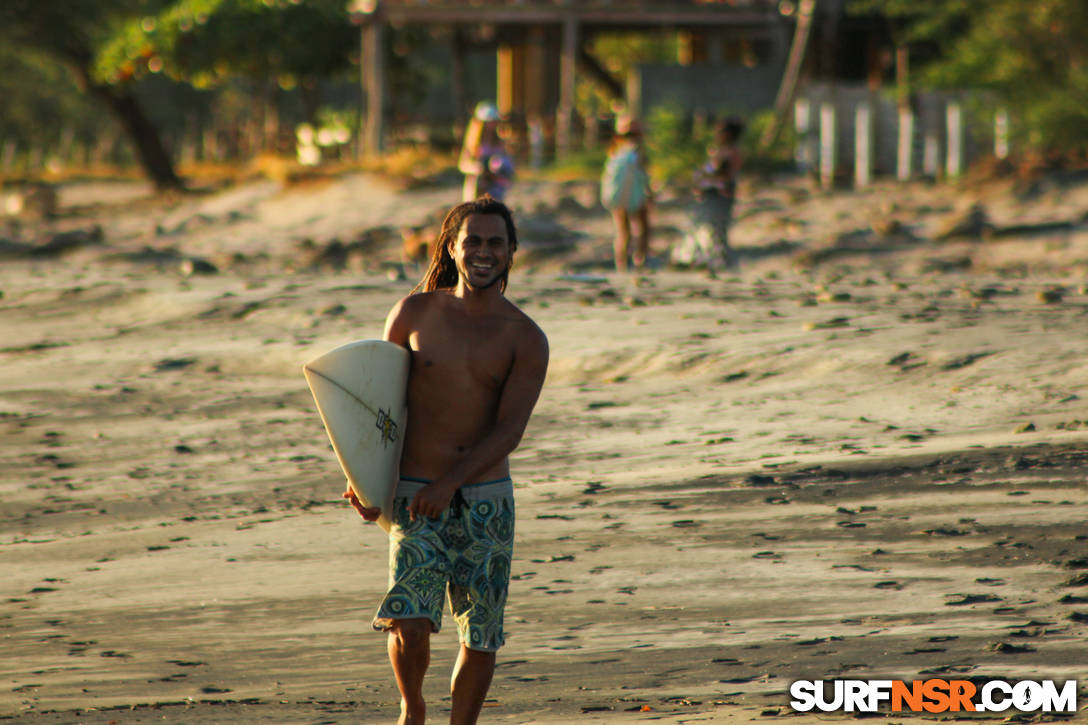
left=1058, top=594, right=1088, bottom=604
left=945, top=593, right=1002, bottom=606
left=874, top=581, right=903, bottom=590
left=989, top=642, right=1036, bottom=654
left=920, top=664, right=975, bottom=675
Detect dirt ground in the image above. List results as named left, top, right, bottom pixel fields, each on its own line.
left=2, top=166, right=1087, bottom=723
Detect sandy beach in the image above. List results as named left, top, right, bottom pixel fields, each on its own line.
left=2, top=166, right=1087, bottom=723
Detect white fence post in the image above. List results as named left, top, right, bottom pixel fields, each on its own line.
left=819, top=102, right=836, bottom=190
left=896, top=108, right=913, bottom=181
left=794, top=98, right=813, bottom=172
left=946, top=102, right=963, bottom=178
left=994, top=108, right=1010, bottom=160
left=854, top=102, right=872, bottom=188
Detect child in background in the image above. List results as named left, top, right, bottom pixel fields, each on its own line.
left=676, top=116, right=744, bottom=273
left=459, top=101, right=514, bottom=202
left=600, top=115, right=652, bottom=272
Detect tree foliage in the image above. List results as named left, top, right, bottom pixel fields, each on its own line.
left=576, top=31, right=679, bottom=117
left=96, top=0, right=357, bottom=89
left=0, top=0, right=184, bottom=188
left=0, top=49, right=106, bottom=153
left=852, top=0, right=1088, bottom=152
left=0, top=0, right=360, bottom=186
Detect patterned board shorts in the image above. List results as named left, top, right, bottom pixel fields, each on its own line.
left=373, top=476, right=515, bottom=652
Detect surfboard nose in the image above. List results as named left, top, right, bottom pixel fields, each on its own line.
left=303, top=339, right=410, bottom=534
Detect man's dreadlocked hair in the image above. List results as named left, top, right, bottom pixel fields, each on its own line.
left=413, top=196, right=518, bottom=294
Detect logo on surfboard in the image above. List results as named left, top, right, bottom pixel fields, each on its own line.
left=375, top=408, right=398, bottom=446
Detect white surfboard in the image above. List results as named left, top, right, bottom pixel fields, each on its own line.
left=304, top=340, right=410, bottom=532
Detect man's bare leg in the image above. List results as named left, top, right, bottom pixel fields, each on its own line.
left=449, top=644, right=496, bottom=725
left=388, top=619, right=431, bottom=724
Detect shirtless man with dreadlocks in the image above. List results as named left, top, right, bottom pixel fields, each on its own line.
left=344, top=196, right=549, bottom=725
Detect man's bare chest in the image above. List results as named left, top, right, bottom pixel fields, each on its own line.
left=408, top=325, right=513, bottom=389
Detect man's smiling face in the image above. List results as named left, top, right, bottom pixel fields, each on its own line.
left=450, top=213, right=511, bottom=291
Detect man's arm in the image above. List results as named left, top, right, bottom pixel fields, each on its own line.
left=408, top=321, right=549, bottom=519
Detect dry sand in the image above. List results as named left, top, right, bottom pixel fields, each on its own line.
left=2, top=166, right=1088, bottom=723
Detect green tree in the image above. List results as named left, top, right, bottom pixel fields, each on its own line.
left=0, top=0, right=184, bottom=189
left=0, top=0, right=359, bottom=190
left=96, top=0, right=357, bottom=131
left=852, top=0, right=1088, bottom=153
left=0, top=48, right=109, bottom=166
left=577, top=31, right=679, bottom=117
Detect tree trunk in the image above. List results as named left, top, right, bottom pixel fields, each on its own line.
left=760, top=0, right=817, bottom=152
left=83, top=75, right=183, bottom=191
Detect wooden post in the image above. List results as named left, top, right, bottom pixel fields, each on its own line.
left=895, top=45, right=909, bottom=107
left=362, top=21, right=385, bottom=156
left=819, top=102, right=836, bottom=190
left=994, top=108, right=1010, bottom=160
left=946, top=101, right=963, bottom=178
left=854, top=102, right=872, bottom=188
left=556, top=16, right=578, bottom=158
left=897, top=107, right=913, bottom=181
left=525, top=27, right=548, bottom=118
left=497, top=44, right=523, bottom=118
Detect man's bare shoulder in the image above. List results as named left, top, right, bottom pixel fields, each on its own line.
left=385, top=291, right=448, bottom=343
left=391, top=290, right=447, bottom=319
left=501, top=298, right=548, bottom=355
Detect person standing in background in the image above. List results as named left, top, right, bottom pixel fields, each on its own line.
left=459, top=101, right=514, bottom=203
left=676, top=116, right=745, bottom=274
left=600, top=115, right=652, bottom=272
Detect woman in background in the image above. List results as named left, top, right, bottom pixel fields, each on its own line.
left=459, top=101, right=514, bottom=202
left=600, top=115, right=652, bottom=272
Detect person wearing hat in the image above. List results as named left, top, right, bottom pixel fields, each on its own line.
left=601, top=115, right=652, bottom=272
left=459, top=101, right=514, bottom=203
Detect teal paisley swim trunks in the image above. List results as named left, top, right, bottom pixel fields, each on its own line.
left=373, top=476, right=515, bottom=652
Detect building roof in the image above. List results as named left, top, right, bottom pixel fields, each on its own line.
left=349, top=0, right=783, bottom=26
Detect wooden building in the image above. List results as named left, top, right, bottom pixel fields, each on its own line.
left=347, top=0, right=787, bottom=156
